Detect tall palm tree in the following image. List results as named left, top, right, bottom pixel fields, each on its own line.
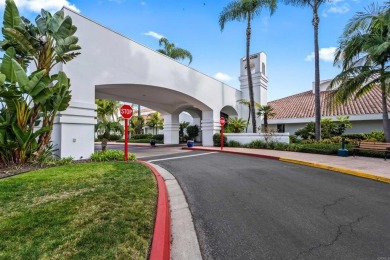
left=256, top=105, right=276, bottom=131
left=220, top=0, right=277, bottom=133
left=283, top=0, right=329, bottom=140
left=157, top=38, right=193, bottom=65
left=329, top=3, right=390, bottom=141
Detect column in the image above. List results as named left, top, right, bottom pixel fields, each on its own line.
left=201, top=111, right=221, bottom=146
left=163, top=113, right=180, bottom=144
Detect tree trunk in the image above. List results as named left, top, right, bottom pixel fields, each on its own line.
left=380, top=65, right=390, bottom=142
left=313, top=8, right=321, bottom=141
left=101, top=137, right=108, bottom=152
left=246, top=104, right=251, bottom=133
left=246, top=14, right=257, bottom=133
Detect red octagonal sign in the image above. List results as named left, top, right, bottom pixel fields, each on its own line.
left=120, top=104, right=133, bottom=119
left=220, top=117, right=225, bottom=126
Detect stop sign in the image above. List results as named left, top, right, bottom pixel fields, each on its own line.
left=120, top=104, right=133, bottom=119
left=220, top=117, right=225, bottom=126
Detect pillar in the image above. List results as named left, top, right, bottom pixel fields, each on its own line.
left=201, top=111, right=221, bottom=146
left=163, top=113, right=180, bottom=144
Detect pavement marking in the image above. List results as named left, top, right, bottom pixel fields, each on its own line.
left=148, top=152, right=218, bottom=163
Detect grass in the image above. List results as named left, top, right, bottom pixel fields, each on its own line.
left=0, top=162, right=157, bottom=259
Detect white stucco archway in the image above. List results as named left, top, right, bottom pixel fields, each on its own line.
left=51, top=8, right=268, bottom=159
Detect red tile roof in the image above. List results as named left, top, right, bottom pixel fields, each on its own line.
left=268, top=86, right=390, bottom=119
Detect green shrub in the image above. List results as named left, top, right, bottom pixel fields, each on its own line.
left=131, top=134, right=153, bottom=140
left=153, top=134, right=164, bottom=141
left=364, top=130, right=385, bottom=142
left=91, top=150, right=136, bottom=162
left=289, top=135, right=300, bottom=144
left=109, top=134, right=122, bottom=141
left=342, top=133, right=365, bottom=141
left=37, top=156, right=74, bottom=166
left=227, top=140, right=242, bottom=147
left=187, top=125, right=199, bottom=140
left=213, top=133, right=227, bottom=147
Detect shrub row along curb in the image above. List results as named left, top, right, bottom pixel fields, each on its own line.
left=183, top=148, right=390, bottom=184
left=138, top=161, right=171, bottom=260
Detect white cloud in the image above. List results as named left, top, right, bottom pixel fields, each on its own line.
left=305, top=47, right=337, bottom=62
left=323, top=0, right=350, bottom=16
left=328, top=4, right=350, bottom=14
left=108, top=0, right=124, bottom=3
left=214, top=72, right=232, bottom=81
left=144, top=31, right=163, bottom=40
left=0, top=0, right=80, bottom=13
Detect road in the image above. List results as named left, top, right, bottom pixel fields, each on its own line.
left=143, top=151, right=390, bottom=260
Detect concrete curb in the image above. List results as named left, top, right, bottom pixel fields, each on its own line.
left=183, top=147, right=390, bottom=184
left=279, top=157, right=390, bottom=184
left=139, top=161, right=171, bottom=260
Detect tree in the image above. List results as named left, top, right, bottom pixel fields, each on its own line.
left=283, top=0, right=329, bottom=141
left=220, top=0, right=277, bottom=133
left=157, top=38, right=193, bottom=65
left=179, top=121, right=190, bottom=140
left=131, top=116, right=145, bottom=135
left=256, top=105, right=276, bottom=131
left=96, top=99, right=120, bottom=122
left=0, top=0, right=80, bottom=163
left=227, top=117, right=248, bottom=133
left=146, top=112, right=163, bottom=135
left=237, top=98, right=251, bottom=132
left=329, top=3, right=390, bottom=142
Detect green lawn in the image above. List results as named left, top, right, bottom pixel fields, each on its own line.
left=0, top=162, right=157, bottom=259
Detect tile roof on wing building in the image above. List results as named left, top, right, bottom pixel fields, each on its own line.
left=268, top=86, right=390, bottom=120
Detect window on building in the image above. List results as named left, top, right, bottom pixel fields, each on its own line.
left=277, top=124, right=285, bottom=133
left=262, top=62, right=266, bottom=75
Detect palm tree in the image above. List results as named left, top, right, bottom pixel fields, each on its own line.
left=96, top=99, right=121, bottom=122
left=146, top=112, right=163, bottom=135
left=329, top=3, right=390, bottom=141
left=95, top=99, right=122, bottom=151
left=256, top=105, right=276, bottom=131
left=131, top=116, right=145, bottom=135
left=220, top=0, right=277, bottom=133
left=237, top=98, right=261, bottom=132
left=157, top=38, right=193, bottom=64
left=227, top=117, right=248, bottom=133
left=283, top=0, right=329, bottom=140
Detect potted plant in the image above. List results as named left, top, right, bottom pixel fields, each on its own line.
left=186, top=125, right=199, bottom=147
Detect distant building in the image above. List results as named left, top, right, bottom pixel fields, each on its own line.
left=267, top=80, right=390, bottom=135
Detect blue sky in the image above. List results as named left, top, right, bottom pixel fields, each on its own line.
left=0, top=0, right=387, bottom=101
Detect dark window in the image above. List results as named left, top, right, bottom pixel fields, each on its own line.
left=262, top=62, right=266, bottom=75
left=277, top=124, right=285, bottom=133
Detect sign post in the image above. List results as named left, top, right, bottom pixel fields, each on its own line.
left=120, top=104, right=133, bottom=161
left=220, top=117, right=225, bottom=151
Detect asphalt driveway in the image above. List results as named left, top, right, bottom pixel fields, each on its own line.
left=150, top=152, right=390, bottom=260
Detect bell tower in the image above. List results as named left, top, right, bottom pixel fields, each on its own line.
left=239, top=52, right=268, bottom=132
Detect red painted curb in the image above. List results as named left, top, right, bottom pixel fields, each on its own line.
left=139, top=161, right=170, bottom=260
left=182, top=147, right=281, bottom=161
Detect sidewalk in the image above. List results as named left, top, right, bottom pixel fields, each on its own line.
left=184, top=146, right=390, bottom=183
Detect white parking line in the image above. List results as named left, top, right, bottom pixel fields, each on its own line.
left=148, top=152, right=218, bottom=163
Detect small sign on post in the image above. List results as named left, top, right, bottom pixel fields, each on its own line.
left=120, top=104, right=133, bottom=161
left=220, top=117, right=225, bottom=150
